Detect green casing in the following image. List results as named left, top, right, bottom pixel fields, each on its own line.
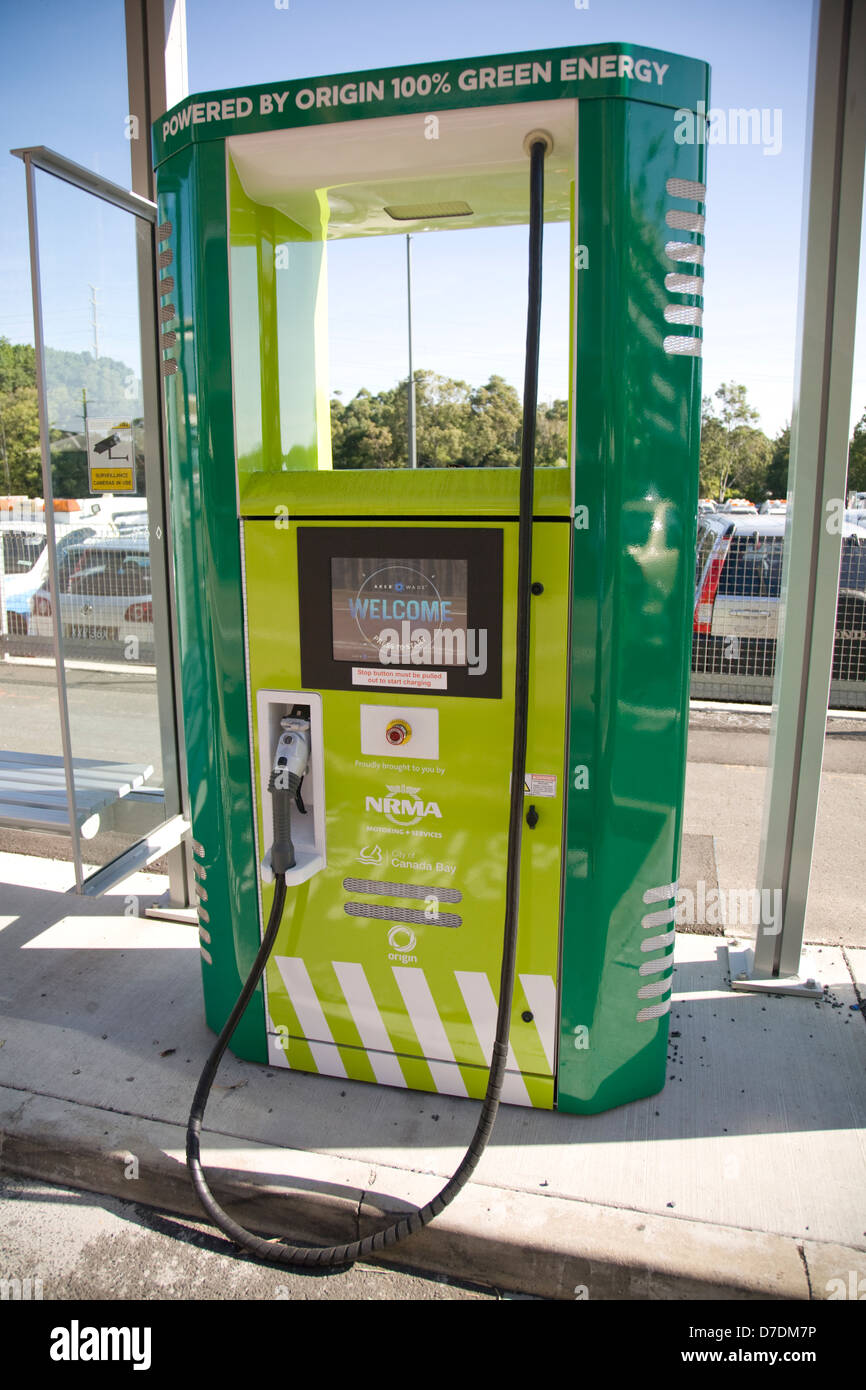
left=154, top=42, right=708, bottom=1113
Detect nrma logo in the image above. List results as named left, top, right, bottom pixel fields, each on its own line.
left=365, top=784, right=442, bottom=827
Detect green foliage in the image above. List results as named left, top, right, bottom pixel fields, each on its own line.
left=0, top=385, right=41, bottom=495
left=330, top=369, right=566, bottom=470
left=0, top=337, right=142, bottom=498
left=848, top=409, right=866, bottom=495
left=766, top=423, right=790, bottom=500
left=699, top=382, right=772, bottom=502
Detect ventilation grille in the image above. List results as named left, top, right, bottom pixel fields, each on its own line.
left=344, top=901, right=462, bottom=928
left=663, top=335, right=703, bottom=356
left=665, top=240, right=704, bottom=266
left=635, top=883, right=676, bottom=1022
left=664, top=304, right=703, bottom=326
left=666, top=178, right=706, bottom=202
left=666, top=209, right=705, bottom=234
left=665, top=273, right=702, bottom=296
left=662, top=177, right=706, bottom=357
left=342, top=876, right=461, bottom=903
left=157, top=218, right=178, bottom=379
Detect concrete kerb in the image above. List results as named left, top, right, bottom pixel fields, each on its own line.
left=0, top=1083, right=831, bottom=1301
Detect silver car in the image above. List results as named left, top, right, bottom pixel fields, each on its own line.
left=693, top=513, right=866, bottom=680
left=30, top=536, right=154, bottom=651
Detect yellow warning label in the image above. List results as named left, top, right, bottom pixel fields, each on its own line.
left=90, top=467, right=135, bottom=493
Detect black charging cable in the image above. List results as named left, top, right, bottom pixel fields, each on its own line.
left=186, top=136, right=549, bottom=1267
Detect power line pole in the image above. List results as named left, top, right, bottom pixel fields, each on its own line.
left=89, top=284, right=100, bottom=359
left=406, top=235, right=416, bottom=469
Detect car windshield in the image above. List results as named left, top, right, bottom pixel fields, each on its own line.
left=2, top=530, right=46, bottom=575
left=840, top=535, right=866, bottom=591
left=717, top=533, right=784, bottom=597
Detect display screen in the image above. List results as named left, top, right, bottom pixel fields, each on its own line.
left=297, top=526, right=502, bottom=699
left=330, top=556, right=469, bottom=667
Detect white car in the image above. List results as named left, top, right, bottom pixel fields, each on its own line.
left=2, top=524, right=101, bottom=635
left=30, top=536, right=154, bottom=650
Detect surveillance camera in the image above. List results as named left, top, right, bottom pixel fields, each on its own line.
left=94, top=433, right=121, bottom=455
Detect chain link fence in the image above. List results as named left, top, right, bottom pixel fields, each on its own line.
left=692, top=510, right=866, bottom=708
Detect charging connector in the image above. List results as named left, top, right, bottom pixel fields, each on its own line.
left=268, top=717, right=311, bottom=874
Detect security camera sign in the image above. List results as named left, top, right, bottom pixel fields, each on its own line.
left=86, top=419, right=136, bottom=493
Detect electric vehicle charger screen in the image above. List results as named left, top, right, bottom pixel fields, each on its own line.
left=297, top=527, right=503, bottom=699
left=330, top=556, right=470, bottom=668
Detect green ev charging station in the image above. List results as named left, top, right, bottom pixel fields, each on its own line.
left=154, top=41, right=708, bottom=1220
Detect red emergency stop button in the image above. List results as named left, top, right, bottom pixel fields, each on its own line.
left=385, top=719, right=411, bottom=747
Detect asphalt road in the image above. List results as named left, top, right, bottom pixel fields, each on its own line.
left=0, top=658, right=163, bottom=784
left=3, top=657, right=865, bottom=789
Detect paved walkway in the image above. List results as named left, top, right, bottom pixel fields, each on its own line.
left=0, top=875, right=863, bottom=1296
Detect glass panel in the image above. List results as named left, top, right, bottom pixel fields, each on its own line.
left=10, top=168, right=165, bottom=871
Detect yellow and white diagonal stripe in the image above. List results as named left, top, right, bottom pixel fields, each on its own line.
left=267, top=957, right=556, bottom=1109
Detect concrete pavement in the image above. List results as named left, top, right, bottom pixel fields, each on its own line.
left=0, top=714, right=864, bottom=1300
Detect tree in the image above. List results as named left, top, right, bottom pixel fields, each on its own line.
left=699, top=382, right=771, bottom=501
left=0, top=337, right=143, bottom=497
left=847, top=408, right=866, bottom=495
left=0, top=386, right=41, bottom=495
left=464, top=375, right=522, bottom=467
left=535, top=399, right=569, bottom=467
left=765, top=423, right=790, bottom=500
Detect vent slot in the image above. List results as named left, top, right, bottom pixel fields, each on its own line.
left=344, top=901, right=462, bottom=928
left=666, top=178, right=706, bottom=202
left=637, top=999, right=672, bottom=1022
left=665, top=273, right=703, bottom=296
left=666, top=209, right=705, bottom=234
left=663, top=335, right=703, bottom=356
left=342, top=876, right=461, bottom=903
left=665, top=241, right=704, bottom=265
left=664, top=304, right=703, bottom=326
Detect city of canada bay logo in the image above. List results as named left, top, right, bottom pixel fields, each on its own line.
left=365, top=785, right=442, bottom=827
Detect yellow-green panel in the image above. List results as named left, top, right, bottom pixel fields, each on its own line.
left=244, top=503, right=570, bottom=1108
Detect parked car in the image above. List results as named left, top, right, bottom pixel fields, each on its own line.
left=698, top=498, right=716, bottom=514
left=715, top=499, right=758, bottom=515
left=693, top=512, right=866, bottom=681
left=29, top=535, right=154, bottom=650
left=2, top=524, right=100, bottom=635
left=758, top=498, right=787, bottom=514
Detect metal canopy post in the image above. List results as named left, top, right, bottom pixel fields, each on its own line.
left=125, top=0, right=192, bottom=908
left=19, top=151, right=85, bottom=891
left=730, top=0, right=866, bottom=996
left=12, top=145, right=190, bottom=898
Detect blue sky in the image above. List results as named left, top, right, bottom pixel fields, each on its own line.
left=0, top=0, right=863, bottom=440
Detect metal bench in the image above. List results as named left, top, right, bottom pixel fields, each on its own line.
left=0, top=750, right=154, bottom=839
